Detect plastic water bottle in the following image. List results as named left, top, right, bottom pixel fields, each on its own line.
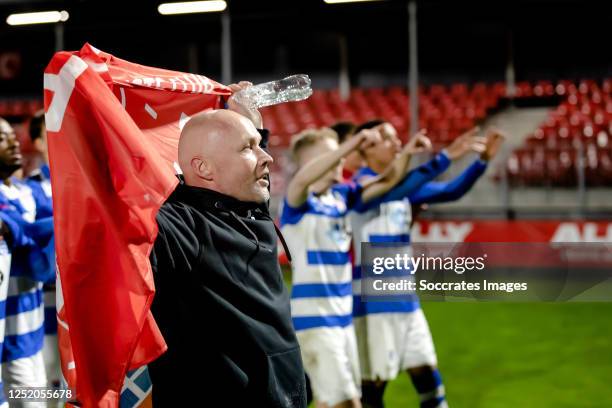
left=231, top=74, right=313, bottom=109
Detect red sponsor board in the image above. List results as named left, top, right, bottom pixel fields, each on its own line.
left=277, top=221, right=612, bottom=266
left=412, top=220, right=612, bottom=243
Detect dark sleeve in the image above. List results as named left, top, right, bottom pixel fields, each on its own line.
left=354, top=152, right=451, bottom=212
left=150, top=206, right=200, bottom=277
left=150, top=212, right=174, bottom=276
left=409, top=159, right=487, bottom=205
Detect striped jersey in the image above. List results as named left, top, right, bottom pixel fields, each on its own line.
left=0, top=181, right=51, bottom=363
left=0, top=202, right=53, bottom=407
left=280, top=183, right=362, bottom=331
left=350, top=153, right=488, bottom=317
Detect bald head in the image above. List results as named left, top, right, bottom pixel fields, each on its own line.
left=178, top=110, right=247, bottom=173
left=178, top=109, right=273, bottom=203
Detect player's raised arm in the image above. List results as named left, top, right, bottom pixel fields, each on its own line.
left=360, top=131, right=432, bottom=203
left=354, top=126, right=487, bottom=210
left=286, top=129, right=380, bottom=208
left=410, top=127, right=506, bottom=205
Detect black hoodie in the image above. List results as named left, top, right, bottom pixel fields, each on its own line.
left=148, top=183, right=306, bottom=407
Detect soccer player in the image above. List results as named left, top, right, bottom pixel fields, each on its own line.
left=280, top=126, right=439, bottom=408
left=0, top=118, right=55, bottom=406
left=25, top=111, right=60, bottom=394
left=0, top=205, right=55, bottom=408
left=350, top=120, right=504, bottom=408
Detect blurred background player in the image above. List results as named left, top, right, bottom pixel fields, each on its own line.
left=330, top=122, right=363, bottom=181
left=24, top=111, right=60, bottom=393
left=280, top=127, right=432, bottom=408
left=350, top=120, right=503, bottom=408
left=0, top=117, right=55, bottom=407
left=0, top=199, right=54, bottom=408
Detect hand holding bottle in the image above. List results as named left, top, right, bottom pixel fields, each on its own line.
left=227, top=81, right=263, bottom=129
left=230, top=74, right=313, bottom=110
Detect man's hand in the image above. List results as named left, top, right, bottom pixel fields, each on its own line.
left=404, top=131, right=433, bottom=155
left=480, top=127, right=506, bottom=161
left=356, top=129, right=382, bottom=152
left=227, top=81, right=263, bottom=129
left=444, top=127, right=487, bottom=160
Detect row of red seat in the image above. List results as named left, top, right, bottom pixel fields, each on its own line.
left=262, top=78, right=611, bottom=147
left=507, top=78, right=612, bottom=187
left=514, top=79, right=611, bottom=98
left=261, top=83, right=505, bottom=146
left=0, top=99, right=43, bottom=117
left=506, top=146, right=612, bottom=187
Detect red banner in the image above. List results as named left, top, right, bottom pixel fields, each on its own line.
left=44, top=43, right=230, bottom=407
left=412, top=220, right=612, bottom=243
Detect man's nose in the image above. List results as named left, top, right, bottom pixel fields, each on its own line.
left=259, top=148, right=273, bottom=165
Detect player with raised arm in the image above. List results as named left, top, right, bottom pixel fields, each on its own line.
left=280, top=127, right=432, bottom=408
left=350, top=120, right=504, bottom=408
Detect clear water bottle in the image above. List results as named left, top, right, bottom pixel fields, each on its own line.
left=231, top=74, right=313, bottom=109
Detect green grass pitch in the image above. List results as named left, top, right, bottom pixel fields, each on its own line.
left=283, top=270, right=612, bottom=407
left=384, top=302, right=612, bottom=407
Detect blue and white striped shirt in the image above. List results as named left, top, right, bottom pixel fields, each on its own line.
left=0, top=181, right=54, bottom=364
left=0, top=194, right=53, bottom=407
left=350, top=153, right=487, bottom=317
left=280, top=183, right=362, bottom=331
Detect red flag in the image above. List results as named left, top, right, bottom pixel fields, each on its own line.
left=44, top=43, right=230, bottom=407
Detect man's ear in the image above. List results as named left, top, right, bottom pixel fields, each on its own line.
left=191, top=157, right=214, bottom=181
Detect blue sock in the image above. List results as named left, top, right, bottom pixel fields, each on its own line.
left=409, top=368, right=447, bottom=408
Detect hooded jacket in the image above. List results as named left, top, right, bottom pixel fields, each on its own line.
left=148, top=182, right=306, bottom=407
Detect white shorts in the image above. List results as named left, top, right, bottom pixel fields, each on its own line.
left=354, top=308, right=438, bottom=381
left=296, top=325, right=361, bottom=406
left=2, top=350, right=47, bottom=408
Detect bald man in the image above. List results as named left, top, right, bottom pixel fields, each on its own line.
left=148, top=102, right=306, bottom=407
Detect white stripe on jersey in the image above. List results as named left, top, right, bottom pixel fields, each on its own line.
left=351, top=200, right=413, bottom=266
left=41, top=179, right=52, bottom=198
left=291, top=295, right=353, bottom=318
left=0, top=183, right=37, bottom=223
left=4, top=304, right=45, bottom=336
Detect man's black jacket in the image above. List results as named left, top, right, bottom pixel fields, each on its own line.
left=148, top=183, right=306, bottom=407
